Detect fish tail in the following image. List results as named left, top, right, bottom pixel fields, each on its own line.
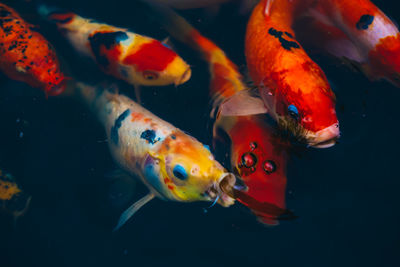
left=37, top=3, right=75, bottom=25
left=138, top=0, right=218, bottom=59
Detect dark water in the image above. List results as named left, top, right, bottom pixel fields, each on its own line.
left=1, top=0, right=399, bottom=266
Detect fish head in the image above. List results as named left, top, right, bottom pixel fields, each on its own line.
left=270, top=66, right=340, bottom=148
left=227, top=116, right=288, bottom=225
left=368, top=33, right=400, bottom=87
left=123, top=40, right=191, bottom=87
left=144, top=131, right=235, bottom=206
left=35, top=59, right=66, bottom=96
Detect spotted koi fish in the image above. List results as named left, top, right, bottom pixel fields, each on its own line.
left=76, top=82, right=235, bottom=230
left=296, top=0, right=400, bottom=87
left=140, top=1, right=293, bottom=225
left=38, top=4, right=191, bottom=100
left=0, top=3, right=65, bottom=96
left=245, top=0, right=340, bottom=148
left=0, top=169, right=31, bottom=222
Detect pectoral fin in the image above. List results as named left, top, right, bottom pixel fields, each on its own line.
left=219, top=89, right=268, bottom=117
left=113, top=192, right=155, bottom=231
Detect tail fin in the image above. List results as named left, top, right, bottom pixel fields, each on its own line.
left=37, top=3, right=75, bottom=24
left=138, top=0, right=218, bottom=59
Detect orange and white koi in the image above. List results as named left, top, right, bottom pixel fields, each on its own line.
left=38, top=4, right=191, bottom=99
left=0, top=168, right=31, bottom=221
left=245, top=0, right=340, bottom=148
left=141, top=1, right=293, bottom=224
left=297, top=0, right=400, bottom=87
left=0, top=3, right=65, bottom=96
left=76, top=82, right=235, bottom=230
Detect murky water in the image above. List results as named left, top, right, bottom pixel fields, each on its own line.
left=1, top=0, right=399, bottom=266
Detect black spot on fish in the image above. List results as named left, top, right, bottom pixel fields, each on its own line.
left=8, top=41, right=17, bottom=51
left=268, top=28, right=300, bottom=51
left=140, top=129, right=160, bottom=145
left=110, top=109, right=131, bottom=145
left=88, top=31, right=129, bottom=69
left=285, top=32, right=293, bottom=38
left=356, top=15, right=374, bottom=30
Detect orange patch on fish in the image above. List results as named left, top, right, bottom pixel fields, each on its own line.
left=131, top=112, right=144, bottom=121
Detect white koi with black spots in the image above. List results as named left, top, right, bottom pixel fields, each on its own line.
left=38, top=4, right=191, bottom=93
left=76, top=82, right=235, bottom=230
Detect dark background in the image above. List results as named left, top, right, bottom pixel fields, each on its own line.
left=1, top=0, right=399, bottom=266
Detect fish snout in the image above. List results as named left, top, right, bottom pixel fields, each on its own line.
left=309, top=123, right=340, bottom=148
left=174, top=67, right=191, bottom=86
left=214, top=172, right=236, bottom=207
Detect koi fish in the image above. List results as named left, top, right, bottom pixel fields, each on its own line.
left=0, top=169, right=31, bottom=222
left=140, top=0, right=293, bottom=225
left=38, top=4, right=191, bottom=100
left=0, top=3, right=65, bottom=96
left=245, top=0, right=340, bottom=148
left=297, top=0, right=400, bottom=87
left=75, top=82, right=236, bottom=230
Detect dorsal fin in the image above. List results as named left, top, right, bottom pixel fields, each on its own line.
left=264, top=0, right=274, bottom=16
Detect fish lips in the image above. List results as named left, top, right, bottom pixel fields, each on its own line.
left=308, top=123, right=340, bottom=148
left=205, top=172, right=236, bottom=207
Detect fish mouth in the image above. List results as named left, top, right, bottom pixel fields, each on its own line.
left=307, top=123, right=340, bottom=148
left=205, top=173, right=236, bottom=207
left=174, top=67, right=191, bottom=86
left=46, top=79, right=67, bottom=96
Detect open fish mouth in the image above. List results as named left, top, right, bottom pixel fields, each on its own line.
left=205, top=173, right=236, bottom=207
left=174, top=67, right=192, bottom=86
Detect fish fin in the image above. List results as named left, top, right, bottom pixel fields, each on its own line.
left=161, top=36, right=176, bottom=50
left=325, top=39, right=364, bottom=63
left=219, top=89, right=268, bottom=117
left=264, top=0, right=274, bottom=16
left=113, top=192, right=155, bottom=231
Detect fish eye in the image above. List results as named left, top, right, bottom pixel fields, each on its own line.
left=240, top=152, right=257, bottom=168
left=173, top=164, right=188, bottom=180
left=288, top=104, right=299, bottom=120
left=143, top=70, right=159, bottom=80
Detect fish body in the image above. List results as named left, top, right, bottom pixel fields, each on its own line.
left=39, top=5, right=191, bottom=88
left=245, top=0, right=339, bottom=148
left=299, top=0, right=400, bottom=87
left=0, top=169, right=31, bottom=220
left=193, top=29, right=290, bottom=225
left=0, top=3, right=65, bottom=96
left=142, top=1, right=290, bottom=224
left=76, top=82, right=235, bottom=220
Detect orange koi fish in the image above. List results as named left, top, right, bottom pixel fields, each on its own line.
left=245, top=0, right=340, bottom=148
left=141, top=1, right=293, bottom=224
left=0, top=3, right=65, bottom=96
left=38, top=4, right=191, bottom=100
left=297, top=0, right=400, bottom=87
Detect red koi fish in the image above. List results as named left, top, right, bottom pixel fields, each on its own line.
left=296, top=0, right=400, bottom=87
left=38, top=4, right=191, bottom=100
left=0, top=3, right=65, bottom=96
left=245, top=0, right=340, bottom=148
left=141, top=0, right=294, bottom=224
